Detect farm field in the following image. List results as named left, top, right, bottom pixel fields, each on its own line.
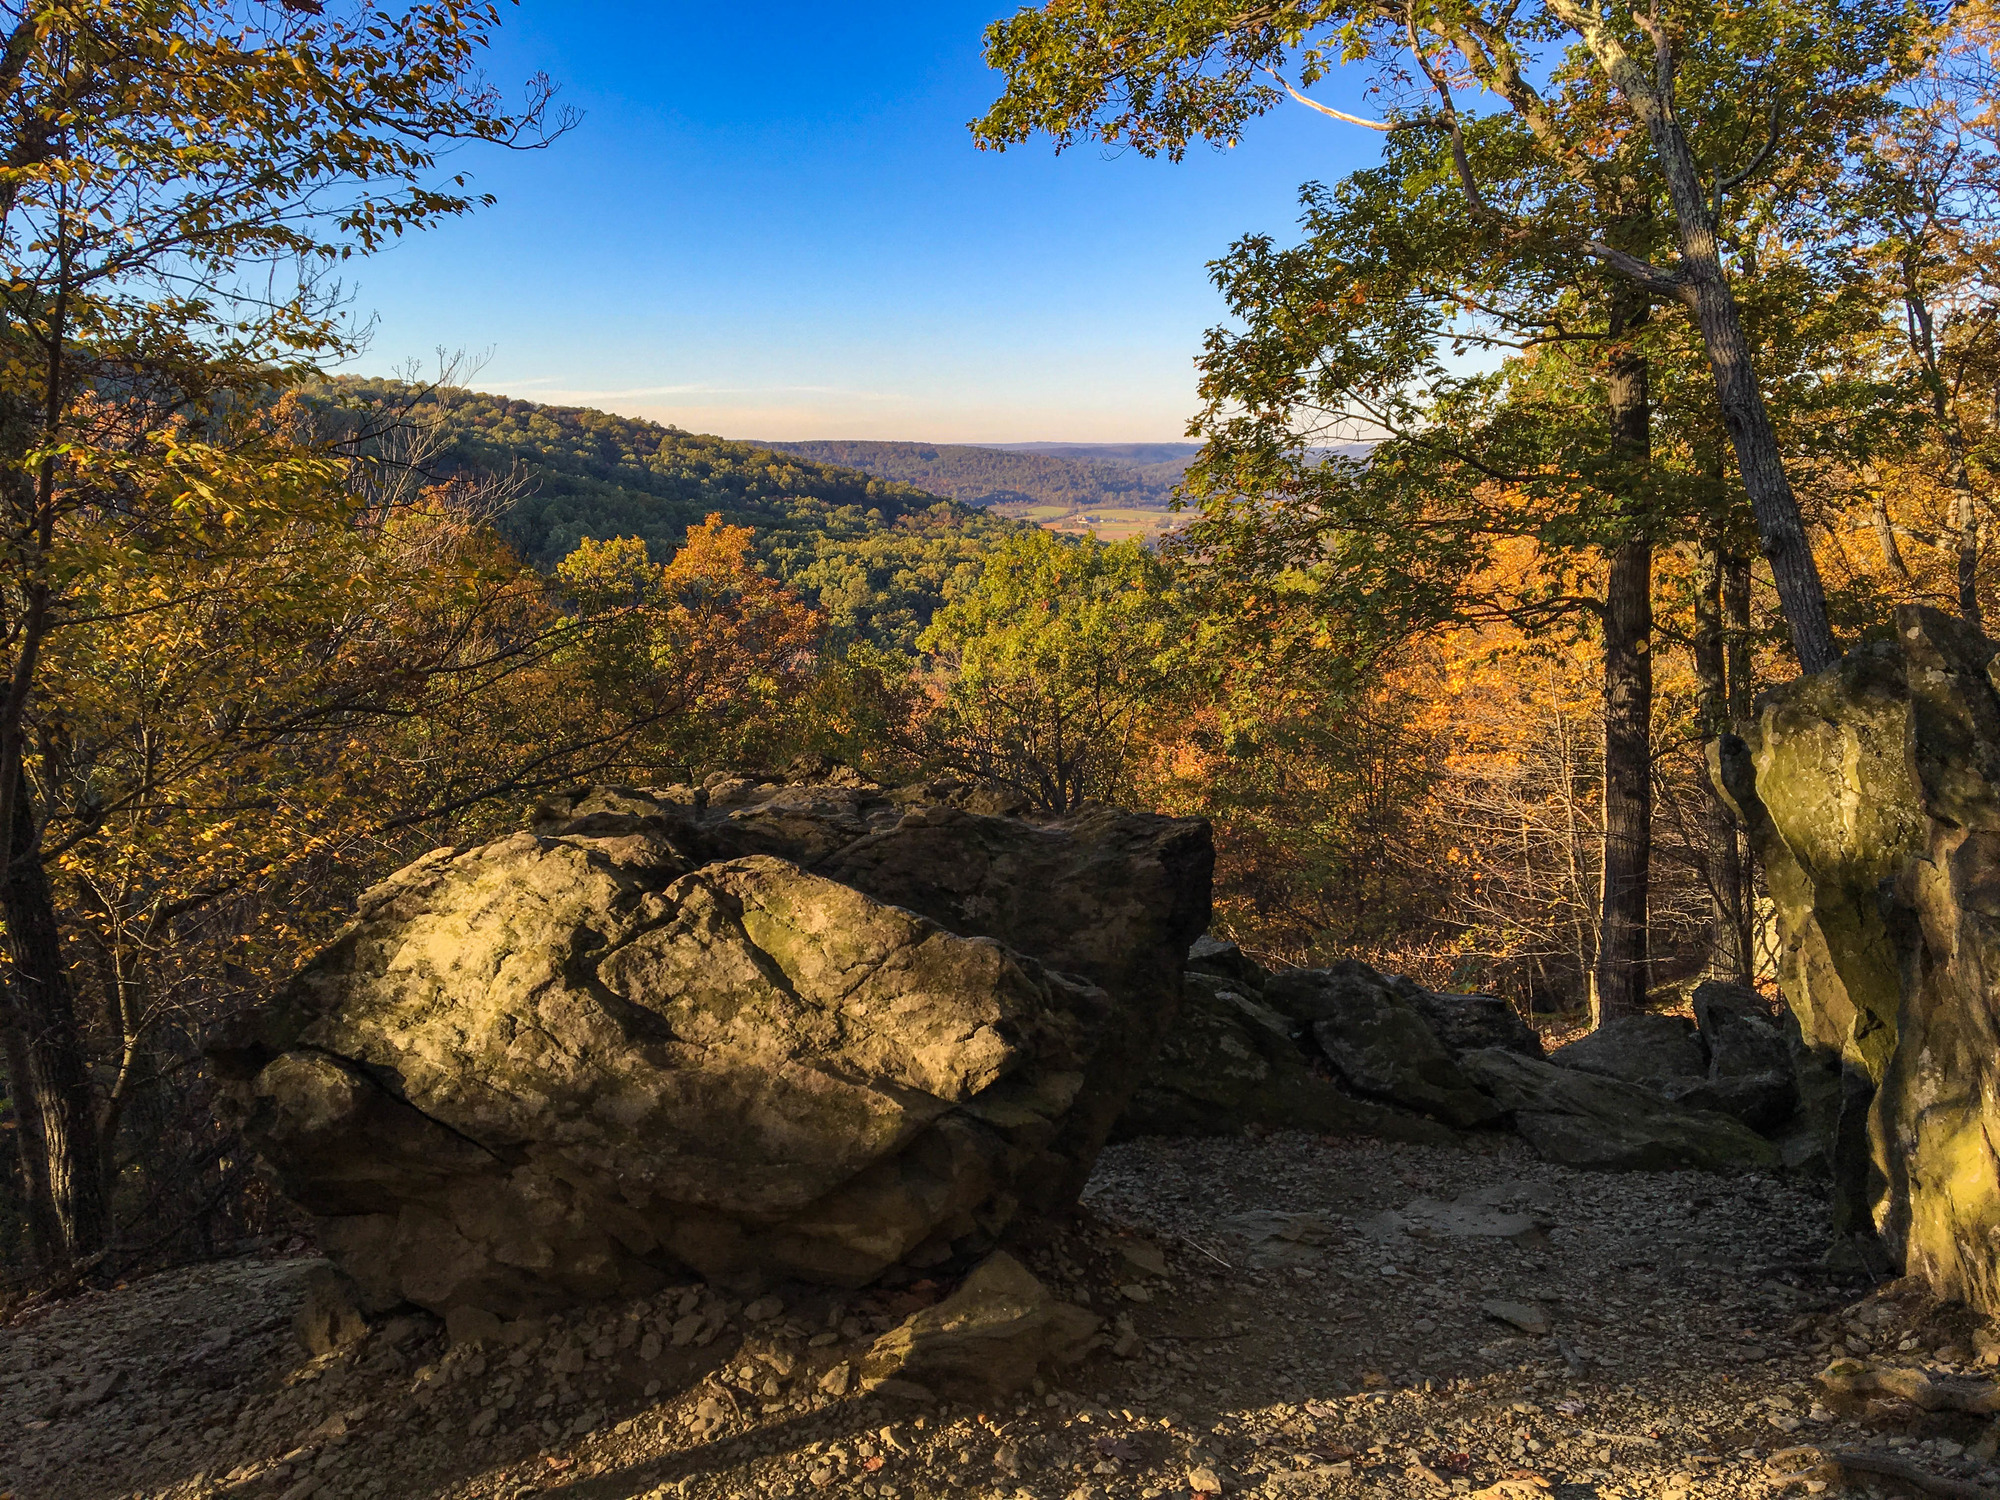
left=991, top=501, right=1193, bottom=544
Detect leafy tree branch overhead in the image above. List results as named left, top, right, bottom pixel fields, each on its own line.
left=974, top=0, right=1933, bottom=672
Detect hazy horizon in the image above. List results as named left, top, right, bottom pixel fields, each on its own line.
left=341, top=1, right=1387, bottom=443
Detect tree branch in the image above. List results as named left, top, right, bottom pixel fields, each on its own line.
left=1261, top=66, right=1403, bottom=131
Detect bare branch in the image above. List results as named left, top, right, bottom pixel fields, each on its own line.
left=1717, top=98, right=1785, bottom=193
left=1261, top=66, right=1402, bottom=132
left=1583, top=238, right=1687, bottom=299
left=1405, top=12, right=1506, bottom=224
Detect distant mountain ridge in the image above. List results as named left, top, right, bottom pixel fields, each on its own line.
left=328, top=381, right=1022, bottom=650
left=760, top=439, right=1186, bottom=512
left=988, top=443, right=1201, bottom=463
left=986, top=441, right=1201, bottom=486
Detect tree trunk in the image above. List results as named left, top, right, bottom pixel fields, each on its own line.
left=1871, top=484, right=1913, bottom=582
left=2, top=764, right=104, bottom=1262
left=1693, top=541, right=1750, bottom=982
left=1674, top=273, right=1838, bottom=672
left=1592, top=305, right=1653, bottom=1025
left=1722, top=548, right=1757, bottom=970
left=0, top=1004, right=60, bottom=1264
left=1904, top=277, right=1983, bottom=631
left=1570, top=22, right=1840, bottom=672
left=1956, top=484, right=1982, bottom=631
left=1723, top=550, right=1754, bottom=722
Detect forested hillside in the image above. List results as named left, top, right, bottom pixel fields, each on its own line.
left=991, top=440, right=1200, bottom=487
left=762, top=437, right=1180, bottom=510
left=335, top=382, right=1023, bottom=649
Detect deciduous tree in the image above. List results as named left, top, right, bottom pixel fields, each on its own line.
left=974, top=0, right=1931, bottom=671
left=0, top=0, right=569, bottom=1264
left=915, top=530, right=1181, bottom=813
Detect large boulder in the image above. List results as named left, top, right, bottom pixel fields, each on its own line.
left=1656, top=1072, right=1799, bottom=1134
left=1405, top=987, right=1544, bottom=1060
left=1265, top=965, right=1504, bottom=1128
left=211, top=778, right=1212, bottom=1318
left=1113, top=974, right=1453, bottom=1144
left=1714, top=607, right=2000, bottom=1312
left=1458, top=1048, right=1781, bottom=1173
left=1548, top=1014, right=1707, bottom=1086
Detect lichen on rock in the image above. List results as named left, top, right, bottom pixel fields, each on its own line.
left=211, top=775, right=1211, bottom=1320
left=1717, top=605, right=2000, bottom=1311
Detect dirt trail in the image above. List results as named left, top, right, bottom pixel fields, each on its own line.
left=0, top=1133, right=1983, bottom=1500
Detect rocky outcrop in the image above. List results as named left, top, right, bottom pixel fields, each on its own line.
left=1113, top=974, right=1453, bottom=1145
left=1123, top=946, right=1789, bottom=1172
left=1549, top=1014, right=1707, bottom=1086
left=1657, top=982, right=1799, bottom=1133
left=1185, top=934, right=1268, bottom=989
left=1715, top=606, right=2000, bottom=1310
left=1266, top=967, right=1503, bottom=1128
left=1268, top=961, right=1542, bottom=1062
left=1458, top=1049, right=1782, bottom=1173
left=1544, top=995, right=1796, bottom=1133
left=212, top=777, right=1211, bottom=1319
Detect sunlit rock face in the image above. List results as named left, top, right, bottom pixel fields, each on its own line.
left=1717, top=605, right=2000, bottom=1311
left=210, top=776, right=1211, bottom=1319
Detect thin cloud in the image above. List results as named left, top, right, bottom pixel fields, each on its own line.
left=498, top=381, right=903, bottom=403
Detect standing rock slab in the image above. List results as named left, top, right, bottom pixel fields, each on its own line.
left=1458, top=1048, right=1781, bottom=1173
left=1715, top=607, right=2000, bottom=1313
left=212, top=778, right=1210, bottom=1318
left=1693, top=982, right=1792, bottom=1077
left=1639, top=981, right=1800, bottom=1132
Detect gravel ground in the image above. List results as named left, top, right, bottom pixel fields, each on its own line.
left=0, top=1131, right=1991, bottom=1500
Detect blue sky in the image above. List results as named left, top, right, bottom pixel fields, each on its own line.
left=344, top=2, right=1389, bottom=443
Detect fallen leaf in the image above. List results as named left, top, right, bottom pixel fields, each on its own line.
left=862, top=1457, right=885, bottom=1473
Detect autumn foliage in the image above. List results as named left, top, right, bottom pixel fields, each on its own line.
left=16, top=0, right=2000, bottom=1289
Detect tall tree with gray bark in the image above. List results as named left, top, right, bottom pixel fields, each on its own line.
left=973, top=0, right=1930, bottom=674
